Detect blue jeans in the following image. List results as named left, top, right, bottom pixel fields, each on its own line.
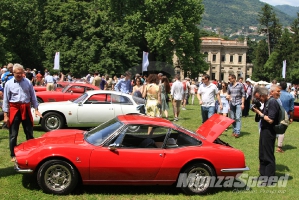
left=229, top=104, right=242, bottom=135
left=201, top=106, right=215, bottom=123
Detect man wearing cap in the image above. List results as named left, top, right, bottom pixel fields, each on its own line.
left=243, top=78, right=253, bottom=117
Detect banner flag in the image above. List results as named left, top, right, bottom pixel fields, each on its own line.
left=142, top=51, right=149, bottom=72
left=54, top=52, right=60, bottom=70
left=282, top=60, right=286, bottom=79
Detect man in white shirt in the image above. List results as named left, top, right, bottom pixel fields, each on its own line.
left=197, top=74, right=220, bottom=123
left=171, top=74, right=184, bottom=121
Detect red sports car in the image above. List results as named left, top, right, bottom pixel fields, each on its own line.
left=35, top=83, right=99, bottom=103
left=14, top=114, right=249, bottom=195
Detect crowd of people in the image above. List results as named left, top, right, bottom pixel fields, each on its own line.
left=0, top=62, right=297, bottom=185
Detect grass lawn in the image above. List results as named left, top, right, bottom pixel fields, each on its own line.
left=0, top=98, right=298, bottom=200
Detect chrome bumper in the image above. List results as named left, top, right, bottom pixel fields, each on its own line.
left=221, top=166, right=250, bottom=173
left=14, top=162, right=33, bottom=173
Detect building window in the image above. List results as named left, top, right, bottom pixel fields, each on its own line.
left=212, top=54, right=216, bottom=62
left=204, top=52, right=208, bottom=62
left=212, top=73, right=215, bottom=80
left=230, top=55, right=234, bottom=62
left=238, top=55, right=242, bottom=63
left=221, top=73, right=224, bottom=81
left=221, top=55, right=225, bottom=62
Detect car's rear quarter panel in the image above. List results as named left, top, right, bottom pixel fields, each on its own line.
left=155, top=142, right=246, bottom=181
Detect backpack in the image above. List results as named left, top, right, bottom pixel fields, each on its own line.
left=265, top=98, right=289, bottom=134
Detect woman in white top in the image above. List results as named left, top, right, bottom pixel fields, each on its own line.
left=218, top=82, right=229, bottom=117
left=189, top=81, right=198, bottom=105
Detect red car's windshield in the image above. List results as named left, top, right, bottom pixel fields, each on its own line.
left=85, top=118, right=123, bottom=146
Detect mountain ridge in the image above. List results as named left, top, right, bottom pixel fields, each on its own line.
left=201, top=0, right=295, bottom=33
left=275, top=5, right=299, bottom=18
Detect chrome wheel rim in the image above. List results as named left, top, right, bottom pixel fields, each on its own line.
left=45, top=116, right=60, bottom=130
left=44, top=164, right=71, bottom=191
left=187, top=167, right=211, bottom=193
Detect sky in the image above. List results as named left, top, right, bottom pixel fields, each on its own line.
left=260, top=0, right=299, bottom=7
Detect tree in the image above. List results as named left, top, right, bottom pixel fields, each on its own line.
left=108, top=0, right=208, bottom=76
left=0, top=0, right=208, bottom=77
left=0, top=0, right=42, bottom=68
left=252, top=39, right=269, bottom=81
left=289, top=13, right=299, bottom=83
left=264, top=28, right=293, bottom=81
left=258, top=4, right=282, bottom=57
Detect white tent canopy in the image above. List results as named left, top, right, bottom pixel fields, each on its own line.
left=257, top=80, right=270, bottom=85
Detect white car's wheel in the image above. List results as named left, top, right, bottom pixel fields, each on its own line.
left=41, top=112, right=65, bottom=131
left=37, top=160, right=78, bottom=195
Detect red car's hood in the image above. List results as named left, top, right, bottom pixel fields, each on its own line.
left=195, top=114, right=234, bottom=142
left=41, top=129, right=85, bottom=138
left=20, top=129, right=85, bottom=150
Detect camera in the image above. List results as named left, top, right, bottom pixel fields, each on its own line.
left=251, top=99, right=261, bottom=111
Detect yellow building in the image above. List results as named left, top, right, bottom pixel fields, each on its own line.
left=200, top=37, right=252, bottom=82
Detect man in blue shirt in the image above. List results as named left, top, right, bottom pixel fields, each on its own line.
left=3, top=64, right=42, bottom=162
left=276, top=81, right=294, bottom=153
left=44, top=73, right=56, bottom=91
left=114, top=71, right=132, bottom=94
left=1, top=63, right=14, bottom=86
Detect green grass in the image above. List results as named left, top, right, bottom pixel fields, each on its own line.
left=0, top=99, right=298, bottom=199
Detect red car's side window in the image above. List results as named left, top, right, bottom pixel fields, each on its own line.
left=67, top=86, right=85, bottom=93
left=107, top=126, right=169, bottom=148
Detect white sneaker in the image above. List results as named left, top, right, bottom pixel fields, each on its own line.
left=173, top=117, right=178, bottom=121
left=181, top=107, right=186, bottom=110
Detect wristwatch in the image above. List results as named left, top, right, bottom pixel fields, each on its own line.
left=260, top=114, right=265, bottom=118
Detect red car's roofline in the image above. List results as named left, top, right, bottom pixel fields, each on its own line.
left=117, top=114, right=177, bottom=128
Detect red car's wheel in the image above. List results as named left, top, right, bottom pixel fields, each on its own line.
left=37, top=159, right=78, bottom=195
left=180, top=163, right=215, bottom=195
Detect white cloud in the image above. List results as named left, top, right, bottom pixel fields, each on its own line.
left=260, top=0, right=299, bottom=7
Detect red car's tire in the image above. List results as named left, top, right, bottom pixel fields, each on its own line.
left=37, top=159, right=78, bottom=195
left=179, top=163, right=215, bottom=195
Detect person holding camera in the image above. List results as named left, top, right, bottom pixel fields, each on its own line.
left=252, top=85, right=280, bottom=184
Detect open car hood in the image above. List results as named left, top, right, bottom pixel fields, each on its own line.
left=196, top=114, right=234, bottom=142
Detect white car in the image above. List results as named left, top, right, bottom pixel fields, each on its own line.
left=32, top=90, right=145, bottom=131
